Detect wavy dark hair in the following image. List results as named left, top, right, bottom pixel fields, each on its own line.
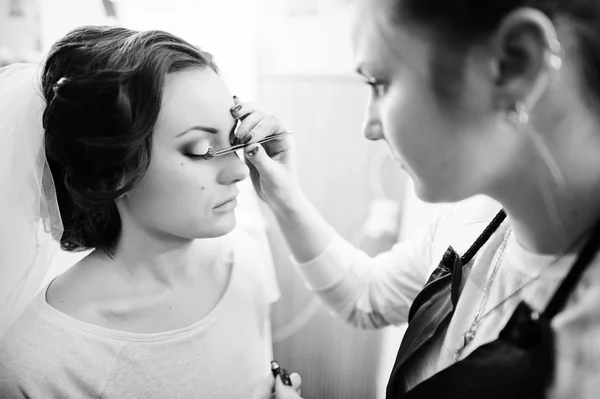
left=396, top=0, right=600, bottom=107
left=42, top=26, right=218, bottom=255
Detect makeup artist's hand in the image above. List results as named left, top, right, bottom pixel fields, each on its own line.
left=230, top=98, right=302, bottom=211
left=251, top=373, right=303, bottom=399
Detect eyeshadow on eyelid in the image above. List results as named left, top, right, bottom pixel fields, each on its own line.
left=194, top=141, right=210, bottom=153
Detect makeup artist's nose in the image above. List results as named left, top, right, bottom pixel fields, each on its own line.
left=363, top=100, right=384, bottom=141
left=217, top=152, right=249, bottom=184
left=363, top=120, right=384, bottom=141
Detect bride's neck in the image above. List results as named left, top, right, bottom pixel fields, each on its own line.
left=99, top=222, right=217, bottom=286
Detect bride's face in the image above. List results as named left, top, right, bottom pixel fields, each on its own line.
left=118, top=69, right=249, bottom=240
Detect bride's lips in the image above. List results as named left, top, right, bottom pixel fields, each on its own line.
left=213, top=195, right=238, bottom=211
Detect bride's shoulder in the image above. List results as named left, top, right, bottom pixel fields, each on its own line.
left=45, top=253, right=115, bottom=325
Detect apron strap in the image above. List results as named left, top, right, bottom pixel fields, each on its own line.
left=542, top=214, right=600, bottom=319
left=461, top=209, right=507, bottom=265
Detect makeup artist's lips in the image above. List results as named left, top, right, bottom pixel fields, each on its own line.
left=392, top=154, right=407, bottom=171
left=390, top=155, right=407, bottom=171
left=213, top=196, right=238, bottom=211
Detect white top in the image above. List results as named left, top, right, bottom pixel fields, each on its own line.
left=295, top=195, right=600, bottom=397
left=0, top=224, right=280, bottom=399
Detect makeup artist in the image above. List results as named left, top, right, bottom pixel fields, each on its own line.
left=244, top=0, right=600, bottom=397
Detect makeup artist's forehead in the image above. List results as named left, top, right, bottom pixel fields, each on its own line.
left=352, top=1, right=432, bottom=82
left=351, top=0, right=396, bottom=45
left=155, top=69, right=234, bottom=138
left=351, top=0, right=401, bottom=71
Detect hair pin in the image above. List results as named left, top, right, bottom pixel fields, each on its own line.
left=52, top=77, right=69, bottom=97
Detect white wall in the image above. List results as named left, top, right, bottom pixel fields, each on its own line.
left=0, top=0, right=42, bottom=63
left=116, top=0, right=259, bottom=99
left=258, top=0, right=355, bottom=77
left=38, top=0, right=111, bottom=51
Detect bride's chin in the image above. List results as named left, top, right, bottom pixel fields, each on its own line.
left=195, top=218, right=237, bottom=239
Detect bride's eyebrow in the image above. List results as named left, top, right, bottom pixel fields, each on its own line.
left=176, top=121, right=237, bottom=139
left=176, top=125, right=219, bottom=138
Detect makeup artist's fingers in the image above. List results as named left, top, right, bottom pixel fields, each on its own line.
left=289, top=373, right=302, bottom=393
left=239, top=113, right=284, bottom=144
left=275, top=375, right=304, bottom=399
left=234, top=110, right=268, bottom=142
left=248, top=115, right=285, bottom=142
left=230, top=101, right=261, bottom=132
left=245, top=144, right=275, bottom=182
left=244, top=142, right=299, bottom=205
left=250, top=374, right=275, bottom=399
left=245, top=140, right=295, bottom=176
left=230, top=101, right=286, bottom=142
left=230, top=99, right=259, bottom=119
left=264, top=133, right=293, bottom=161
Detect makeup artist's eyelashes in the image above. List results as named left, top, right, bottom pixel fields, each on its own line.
left=366, top=77, right=389, bottom=98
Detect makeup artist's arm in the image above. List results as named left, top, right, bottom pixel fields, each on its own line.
left=232, top=102, right=439, bottom=328
left=231, top=100, right=335, bottom=263
left=285, top=206, right=440, bottom=328
left=248, top=143, right=439, bottom=327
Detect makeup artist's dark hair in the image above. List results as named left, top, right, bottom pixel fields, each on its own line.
left=42, top=25, right=218, bottom=255
left=394, top=0, right=600, bottom=106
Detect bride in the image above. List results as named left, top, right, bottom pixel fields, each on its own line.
left=0, top=26, right=285, bottom=398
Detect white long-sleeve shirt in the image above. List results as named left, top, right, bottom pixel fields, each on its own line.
left=294, top=195, right=600, bottom=397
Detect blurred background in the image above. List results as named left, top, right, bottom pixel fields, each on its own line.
left=1, top=0, right=442, bottom=397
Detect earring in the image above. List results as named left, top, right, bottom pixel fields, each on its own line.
left=512, top=101, right=567, bottom=188
left=548, top=53, right=563, bottom=71
left=547, top=38, right=563, bottom=71
left=508, top=101, right=529, bottom=127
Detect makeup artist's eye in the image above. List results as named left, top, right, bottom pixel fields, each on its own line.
left=366, top=78, right=389, bottom=98
left=184, top=141, right=215, bottom=161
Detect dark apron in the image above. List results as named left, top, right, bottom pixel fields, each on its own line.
left=386, top=210, right=600, bottom=398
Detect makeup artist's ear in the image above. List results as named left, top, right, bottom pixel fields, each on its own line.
left=489, top=8, right=562, bottom=109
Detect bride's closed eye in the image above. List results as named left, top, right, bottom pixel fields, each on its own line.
left=183, top=141, right=215, bottom=161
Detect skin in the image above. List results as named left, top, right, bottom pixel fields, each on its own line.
left=47, top=69, right=250, bottom=333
